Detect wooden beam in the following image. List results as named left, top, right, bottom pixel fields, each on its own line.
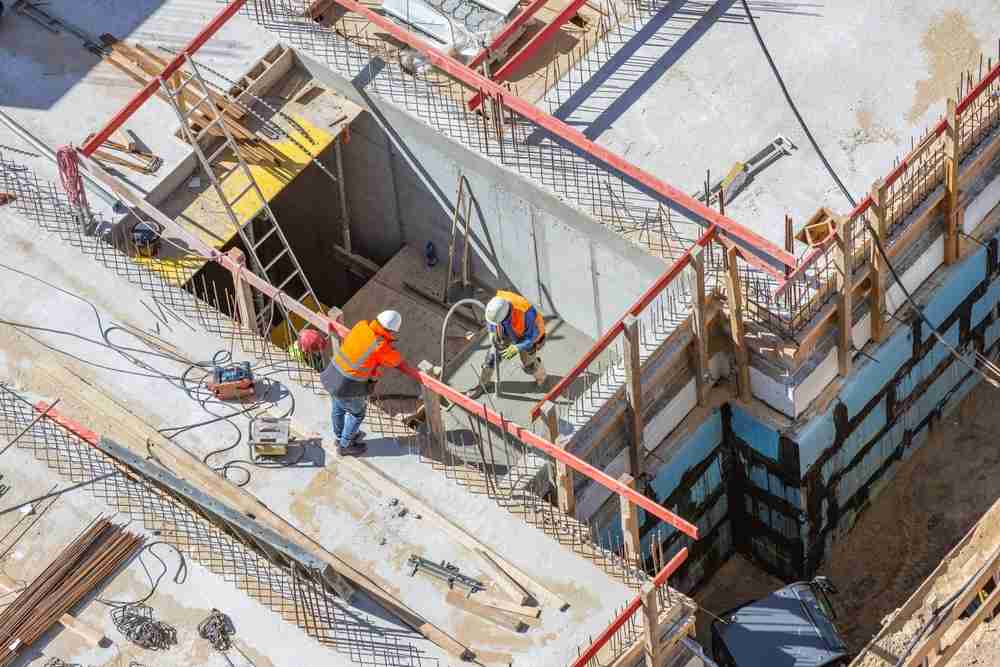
left=834, top=216, right=854, bottom=378
left=417, top=360, right=445, bottom=460
left=541, top=401, right=575, bottom=517
left=944, top=97, right=960, bottom=265
left=477, top=548, right=533, bottom=606
left=869, top=178, right=888, bottom=343
left=724, top=246, right=751, bottom=401
left=622, top=314, right=643, bottom=479
left=229, top=248, right=259, bottom=335
left=641, top=582, right=662, bottom=667
left=688, top=246, right=709, bottom=406
left=619, top=473, right=641, bottom=569
left=445, top=590, right=527, bottom=633
left=472, top=590, right=540, bottom=618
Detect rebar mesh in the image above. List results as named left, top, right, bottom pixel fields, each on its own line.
left=0, top=382, right=438, bottom=667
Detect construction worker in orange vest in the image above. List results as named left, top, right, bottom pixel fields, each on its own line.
left=320, top=310, right=403, bottom=456
left=468, top=291, right=546, bottom=398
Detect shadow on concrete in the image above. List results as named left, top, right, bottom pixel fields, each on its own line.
left=0, top=0, right=256, bottom=111
left=550, top=0, right=822, bottom=141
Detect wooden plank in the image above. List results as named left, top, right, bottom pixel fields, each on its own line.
left=725, top=246, right=751, bottom=401
left=471, top=591, right=541, bottom=618
left=540, top=401, right=575, bottom=516
left=622, top=315, right=643, bottom=478
left=835, top=215, right=853, bottom=378
left=445, top=590, right=527, bottom=633
left=27, top=360, right=474, bottom=661
left=478, top=550, right=569, bottom=612
left=870, top=179, right=888, bottom=343
left=619, top=474, right=641, bottom=569
left=944, top=98, right=960, bottom=265
left=0, top=574, right=106, bottom=647
left=476, top=549, right=533, bottom=606
left=689, top=246, right=709, bottom=406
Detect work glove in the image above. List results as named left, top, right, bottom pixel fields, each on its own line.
left=501, top=344, right=519, bottom=361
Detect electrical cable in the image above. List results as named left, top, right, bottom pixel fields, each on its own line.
left=739, top=0, right=1000, bottom=389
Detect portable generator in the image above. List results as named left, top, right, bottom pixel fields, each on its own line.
left=207, top=362, right=255, bottom=400
left=130, top=220, right=161, bottom=257
left=249, top=416, right=290, bottom=460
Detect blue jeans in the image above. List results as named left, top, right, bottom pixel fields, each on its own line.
left=332, top=396, right=367, bottom=447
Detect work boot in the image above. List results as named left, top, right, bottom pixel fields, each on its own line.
left=339, top=441, right=367, bottom=456
left=465, top=384, right=488, bottom=399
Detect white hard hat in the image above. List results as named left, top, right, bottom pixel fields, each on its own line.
left=376, top=310, right=402, bottom=333
left=485, top=296, right=511, bottom=326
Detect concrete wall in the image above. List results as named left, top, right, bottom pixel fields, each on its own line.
left=296, top=53, right=668, bottom=338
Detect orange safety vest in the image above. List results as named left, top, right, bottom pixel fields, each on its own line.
left=496, top=290, right=545, bottom=340
left=331, top=320, right=401, bottom=381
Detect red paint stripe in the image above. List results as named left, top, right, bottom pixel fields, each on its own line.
left=530, top=225, right=718, bottom=421
left=81, top=0, right=248, bottom=156
left=568, top=548, right=689, bottom=667
left=468, top=0, right=588, bottom=110
left=33, top=401, right=99, bottom=445
left=467, top=0, right=550, bottom=71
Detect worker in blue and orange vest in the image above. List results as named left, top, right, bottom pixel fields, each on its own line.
left=320, top=310, right=403, bottom=456
left=468, top=291, right=547, bottom=398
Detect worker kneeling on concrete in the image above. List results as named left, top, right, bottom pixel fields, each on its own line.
left=320, top=311, right=403, bottom=456
left=470, top=291, right=546, bottom=398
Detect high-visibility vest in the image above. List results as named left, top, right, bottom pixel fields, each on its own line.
left=332, top=321, right=383, bottom=381
left=496, top=290, right=545, bottom=340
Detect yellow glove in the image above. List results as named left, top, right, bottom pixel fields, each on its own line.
left=501, top=344, right=519, bottom=360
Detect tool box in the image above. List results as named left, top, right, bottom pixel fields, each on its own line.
left=207, top=362, right=255, bottom=400
left=248, top=416, right=290, bottom=460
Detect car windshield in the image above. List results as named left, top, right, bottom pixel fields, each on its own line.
left=798, top=584, right=848, bottom=653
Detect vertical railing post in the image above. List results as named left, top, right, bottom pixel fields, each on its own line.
left=622, top=315, right=643, bottom=479
left=641, top=581, right=662, bottom=667
left=944, top=97, right=961, bottom=265
left=689, top=247, right=709, bottom=406
left=870, top=178, right=888, bottom=343
left=619, top=473, right=641, bottom=569
left=835, top=216, right=854, bottom=377
left=541, top=401, right=575, bottom=516
left=228, top=248, right=258, bottom=336
left=418, top=360, right=445, bottom=459
left=334, top=136, right=352, bottom=254
left=724, top=246, right=751, bottom=402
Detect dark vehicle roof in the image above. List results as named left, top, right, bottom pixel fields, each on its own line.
left=713, top=582, right=849, bottom=667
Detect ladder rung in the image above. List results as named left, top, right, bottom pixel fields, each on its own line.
left=225, top=183, right=256, bottom=207
left=206, top=142, right=231, bottom=166
left=263, top=249, right=289, bottom=274
left=194, top=116, right=224, bottom=143
left=277, top=272, right=300, bottom=292
left=173, top=73, right=198, bottom=97
left=179, top=93, right=213, bottom=124
left=251, top=226, right=279, bottom=250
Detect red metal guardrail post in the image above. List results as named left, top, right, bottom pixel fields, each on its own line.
left=568, top=547, right=689, bottom=667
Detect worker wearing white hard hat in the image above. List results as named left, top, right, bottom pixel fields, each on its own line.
left=469, top=291, right=547, bottom=398
left=320, top=310, right=403, bottom=455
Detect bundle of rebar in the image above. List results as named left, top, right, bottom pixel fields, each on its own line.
left=0, top=518, right=144, bottom=666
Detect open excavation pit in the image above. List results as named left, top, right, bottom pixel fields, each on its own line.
left=4, top=0, right=1000, bottom=666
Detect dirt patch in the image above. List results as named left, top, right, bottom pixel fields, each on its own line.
left=909, top=11, right=981, bottom=122
left=692, top=554, right=784, bottom=647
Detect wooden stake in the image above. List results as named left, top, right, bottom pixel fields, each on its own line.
left=870, top=179, right=888, bottom=342
left=641, top=581, right=662, bottom=667
left=541, top=401, right=575, bottom=517
left=622, top=314, right=643, bottom=478
left=228, top=248, right=258, bottom=335
left=835, top=216, right=854, bottom=377
left=418, top=361, right=444, bottom=460
left=944, top=98, right=961, bottom=265
left=619, top=473, right=641, bottom=569
left=724, top=246, right=751, bottom=402
left=689, top=246, right=709, bottom=406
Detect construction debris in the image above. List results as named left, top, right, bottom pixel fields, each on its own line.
left=0, top=518, right=143, bottom=666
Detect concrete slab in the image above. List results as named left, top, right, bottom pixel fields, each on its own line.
left=0, top=157, right=635, bottom=665
left=542, top=1, right=1000, bottom=248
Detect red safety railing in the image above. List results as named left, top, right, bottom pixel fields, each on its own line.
left=529, top=224, right=719, bottom=421
left=467, top=0, right=551, bottom=71
left=570, top=547, right=689, bottom=667
left=774, top=58, right=1000, bottom=297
